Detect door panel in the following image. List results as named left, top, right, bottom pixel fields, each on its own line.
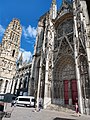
left=71, top=80, right=78, bottom=105
left=64, top=80, right=69, bottom=104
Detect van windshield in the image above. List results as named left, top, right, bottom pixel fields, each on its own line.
left=19, top=98, right=30, bottom=102
left=0, top=95, right=4, bottom=101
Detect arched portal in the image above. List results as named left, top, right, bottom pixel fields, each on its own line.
left=53, top=55, right=77, bottom=105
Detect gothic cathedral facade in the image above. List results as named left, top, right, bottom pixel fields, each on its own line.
left=29, top=0, right=90, bottom=115
left=0, top=19, right=22, bottom=94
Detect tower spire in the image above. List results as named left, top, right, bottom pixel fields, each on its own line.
left=50, top=0, right=57, bottom=19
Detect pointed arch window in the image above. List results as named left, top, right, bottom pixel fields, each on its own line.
left=19, top=78, right=22, bottom=89
left=23, top=77, right=28, bottom=88
left=13, top=79, right=18, bottom=94
left=4, top=80, right=8, bottom=93
left=12, top=50, right=15, bottom=57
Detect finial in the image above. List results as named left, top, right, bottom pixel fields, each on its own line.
left=52, top=0, right=56, bottom=5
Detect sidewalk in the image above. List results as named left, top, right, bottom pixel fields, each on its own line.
left=2, top=103, right=90, bottom=120
left=42, top=109, right=90, bottom=120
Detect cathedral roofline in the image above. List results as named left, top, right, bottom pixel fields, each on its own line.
left=58, top=0, right=73, bottom=14
left=38, top=11, right=49, bottom=21
left=52, top=0, right=73, bottom=25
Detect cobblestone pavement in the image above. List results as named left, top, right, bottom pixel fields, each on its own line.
left=2, top=103, right=90, bottom=120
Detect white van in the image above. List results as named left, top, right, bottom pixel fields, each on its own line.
left=16, top=96, right=35, bottom=107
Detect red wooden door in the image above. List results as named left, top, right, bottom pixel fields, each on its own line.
left=71, top=80, right=78, bottom=105
left=64, top=80, right=69, bottom=104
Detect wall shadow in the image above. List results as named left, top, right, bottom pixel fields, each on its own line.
left=53, top=117, right=76, bottom=120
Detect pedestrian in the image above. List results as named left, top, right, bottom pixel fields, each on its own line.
left=75, top=103, right=78, bottom=113
left=39, top=98, right=43, bottom=110
left=75, top=103, right=80, bottom=116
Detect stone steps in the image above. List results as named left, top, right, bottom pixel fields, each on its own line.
left=46, top=104, right=75, bottom=113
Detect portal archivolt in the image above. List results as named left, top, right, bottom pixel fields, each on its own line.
left=53, top=56, right=77, bottom=105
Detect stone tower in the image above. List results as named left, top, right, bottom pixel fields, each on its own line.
left=0, top=18, right=22, bottom=93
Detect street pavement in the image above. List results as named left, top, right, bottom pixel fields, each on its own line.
left=2, top=103, right=90, bottom=120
